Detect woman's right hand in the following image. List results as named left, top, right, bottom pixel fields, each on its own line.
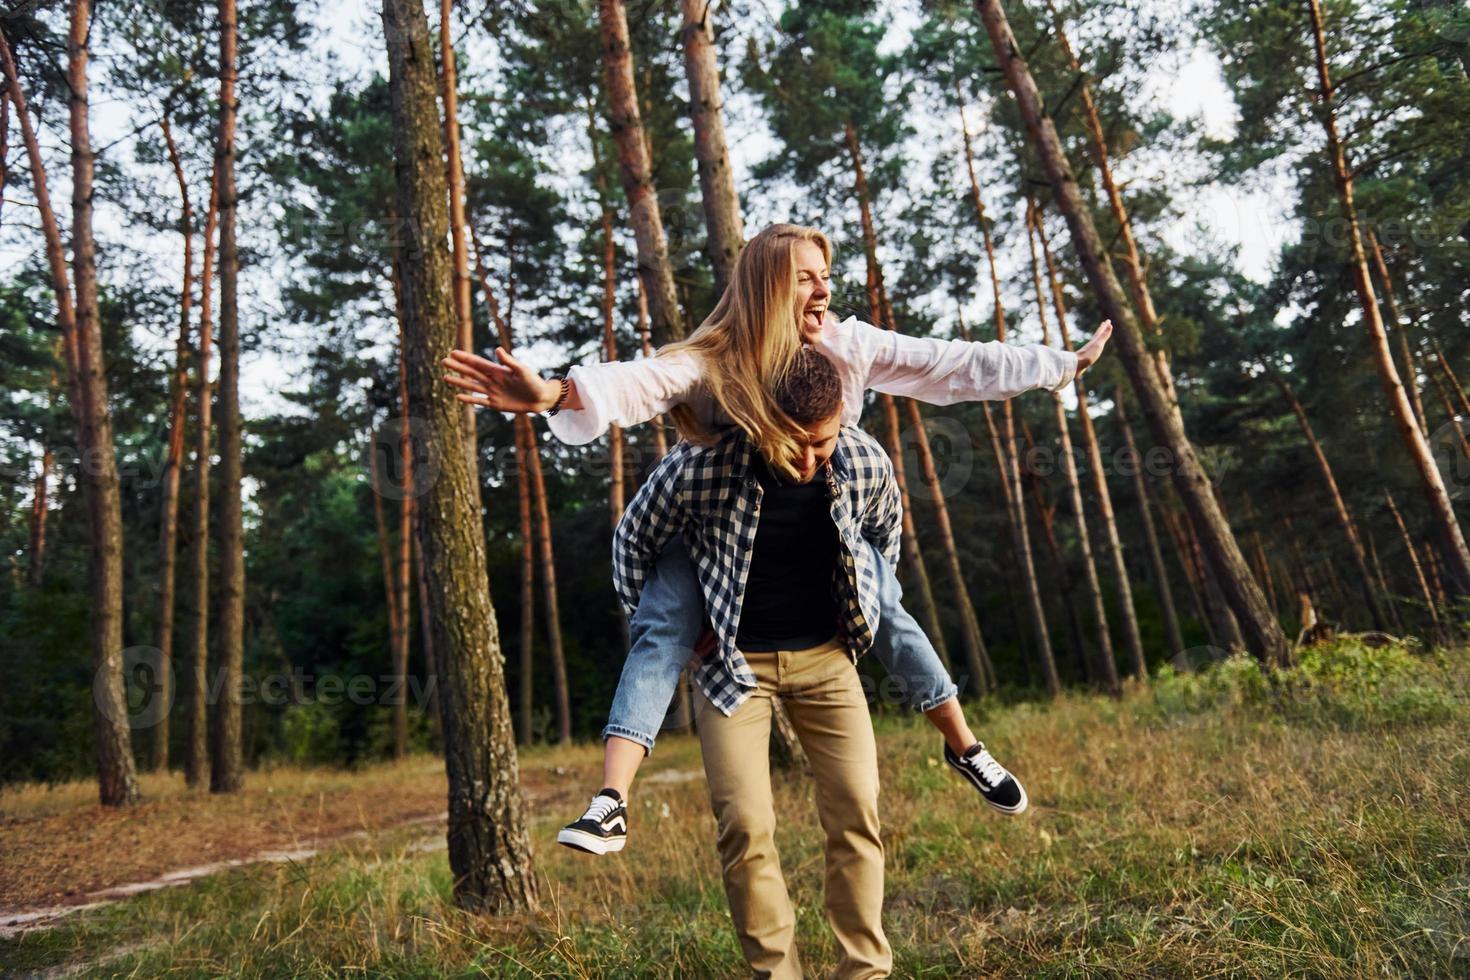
left=442, top=347, right=560, bottom=414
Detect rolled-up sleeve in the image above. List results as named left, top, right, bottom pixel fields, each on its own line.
left=545, top=352, right=704, bottom=445
left=832, top=317, right=1077, bottom=405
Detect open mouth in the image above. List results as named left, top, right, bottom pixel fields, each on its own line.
left=802, top=306, right=827, bottom=328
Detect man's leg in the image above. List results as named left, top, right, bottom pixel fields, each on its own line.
left=697, top=653, right=802, bottom=980
left=779, top=638, right=892, bottom=980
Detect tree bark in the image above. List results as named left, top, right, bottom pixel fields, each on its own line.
left=1032, top=204, right=1144, bottom=681
left=388, top=258, right=415, bottom=759
left=679, top=0, right=744, bottom=296
left=1365, top=230, right=1428, bottom=437
left=1018, top=417, right=1090, bottom=681
left=588, top=101, right=626, bottom=528
left=1305, top=0, right=1470, bottom=598
left=1024, top=207, right=1118, bottom=693
left=211, top=0, right=245, bottom=795
left=437, top=0, right=479, bottom=483
left=1433, top=340, right=1470, bottom=420
left=27, top=447, right=52, bottom=587
left=598, top=0, right=684, bottom=345
left=153, top=114, right=195, bottom=772
left=635, top=277, right=670, bottom=458
left=1112, top=389, right=1185, bottom=657
left=412, top=526, right=441, bottom=738
left=1429, top=370, right=1470, bottom=462
left=29, top=1, right=142, bottom=806
left=383, top=0, right=537, bottom=912
left=186, top=161, right=220, bottom=790
left=975, top=0, right=1292, bottom=666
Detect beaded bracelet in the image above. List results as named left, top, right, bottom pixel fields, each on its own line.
left=546, top=376, right=571, bottom=416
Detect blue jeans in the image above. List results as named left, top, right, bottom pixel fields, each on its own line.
left=603, top=537, right=959, bottom=754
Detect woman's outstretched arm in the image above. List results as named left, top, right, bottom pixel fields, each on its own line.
left=442, top=345, right=704, bottom=445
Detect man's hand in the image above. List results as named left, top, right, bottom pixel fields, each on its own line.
left=442, top=347, right=560, bottom=413
left=1075, top=319, right=1113, bottom=376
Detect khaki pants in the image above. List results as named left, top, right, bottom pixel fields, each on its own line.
left=696, top=637, right=891, bottom=980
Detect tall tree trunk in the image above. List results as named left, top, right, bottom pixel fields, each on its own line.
left=18, top=3, right=140, bottom=806
left=1384, top=490, right=1439, bottom=627
left=468, top=225, right=534, bottom=744
left=27, top=447, right=52, bottom=586
left=370, top=442, right=406, bottom=734
left=1024, top=207, right=1119, bottom=693
left=1018, top=417, right=1090, bottom=681
left=382, top=0, right=537, bottom=912
left=522, top=418, right=573, bottom=744
left=412, top=526, right=441, bottom=738
left=153, top=115, right=195, bottom=772
left=186, top=162, right=221, bottom=790
left=468, top=225, right=570, bottom=745
left=956, top=110, right=1061, bottom=693
left=1433, top=340, right=1470, bottom=420
left=437, top=0, right=479, bottom=483
left=587, top=101, right=626, bottom=527
left=1366, top=526, right=1405, bottom=633
left=1267, top=369, right=1386, bottom=628
left=840, top=123, right=957, bottom=680
left=975, top=0, right=1292, bottom=666
left=388, top=260, right=415, bottom=759
left=1032, top=204, right=1144, bottom=681
left=1041, top=2, right=1180, bottom=415
left=1365, top=230, right=1428, bottom=437
left=0, top=87, right=9, bottom=227
left=598, top=0, right=683, bottom=345
left=1112, top=389, right=1185, bottom=657
left=1305, top=0, right=1470, bottom=598
left=679, top=0, right=744, bottom=295
left=635, top=278, right=670, bottom=458
left=1429, top=370, right=1470, bottom=461
left=211, top=0, right=245, bottom=795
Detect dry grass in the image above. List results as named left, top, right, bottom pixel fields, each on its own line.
left=2, top=639, right=1467, bottom=977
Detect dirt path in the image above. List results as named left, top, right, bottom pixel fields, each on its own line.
left=0, top=755, right=588, bottom=936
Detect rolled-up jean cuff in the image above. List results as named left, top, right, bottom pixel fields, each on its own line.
left=914, top=684, right=960, bottom=714
left=601, top=724, right=656, bottom=755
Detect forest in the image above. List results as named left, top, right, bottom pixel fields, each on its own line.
left=1, top=0, right=1468, bottom=974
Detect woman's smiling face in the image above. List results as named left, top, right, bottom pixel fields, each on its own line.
left=792, top=239, right=832, bottom=343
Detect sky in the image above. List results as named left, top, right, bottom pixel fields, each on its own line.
left=2, top=0, right=1302, bottom=425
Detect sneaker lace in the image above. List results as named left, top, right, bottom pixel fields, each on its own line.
left=582, top=794, right=620, bottom=823
left=966, top=746, right=1007, bottom=788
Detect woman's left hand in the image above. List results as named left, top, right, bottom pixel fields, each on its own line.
left=1075, top=319, right=1113, bottom=375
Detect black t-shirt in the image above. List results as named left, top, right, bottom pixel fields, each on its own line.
left=734, top=456, right=841, bottom=652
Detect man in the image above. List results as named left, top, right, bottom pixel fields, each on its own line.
left=609, top=349, right=903, bottom=978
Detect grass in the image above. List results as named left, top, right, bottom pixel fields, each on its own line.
left=3, top=635, right=1468, bottom=977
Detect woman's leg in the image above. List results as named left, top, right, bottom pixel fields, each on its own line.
left=865, top=540, right=973, bottom=753
left=599, top=535, right=706, bottom=782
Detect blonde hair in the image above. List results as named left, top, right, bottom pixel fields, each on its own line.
left=661, top=223, right=832, bottom=481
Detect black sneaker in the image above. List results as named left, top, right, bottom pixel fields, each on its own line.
left=943, top=742, right=1029, bottom=815
left=557, top=788, right=629, bottom=854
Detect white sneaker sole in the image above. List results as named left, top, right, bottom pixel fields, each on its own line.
left=945, top=755, right=1030, bottom=815
left=557, top=826, right=627, bottom=855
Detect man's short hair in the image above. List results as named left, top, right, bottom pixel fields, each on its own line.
left=774, top=348, right=842, bottom=426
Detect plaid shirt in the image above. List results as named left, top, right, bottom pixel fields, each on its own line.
left=613, top=425, right=902, bottom=716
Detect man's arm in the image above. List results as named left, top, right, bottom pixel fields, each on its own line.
left=612, top=444, right=694, bottom=614
left=859, top=450, right=903, bottom=568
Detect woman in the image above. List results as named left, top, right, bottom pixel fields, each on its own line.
left=443, top=224, right=1112, bottom=853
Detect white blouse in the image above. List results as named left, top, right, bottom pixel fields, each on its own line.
left=545, top=314, right=1078, bottom=446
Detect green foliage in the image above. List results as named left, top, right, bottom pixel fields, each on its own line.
left=1151, top=633, right=1460, bottom=730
